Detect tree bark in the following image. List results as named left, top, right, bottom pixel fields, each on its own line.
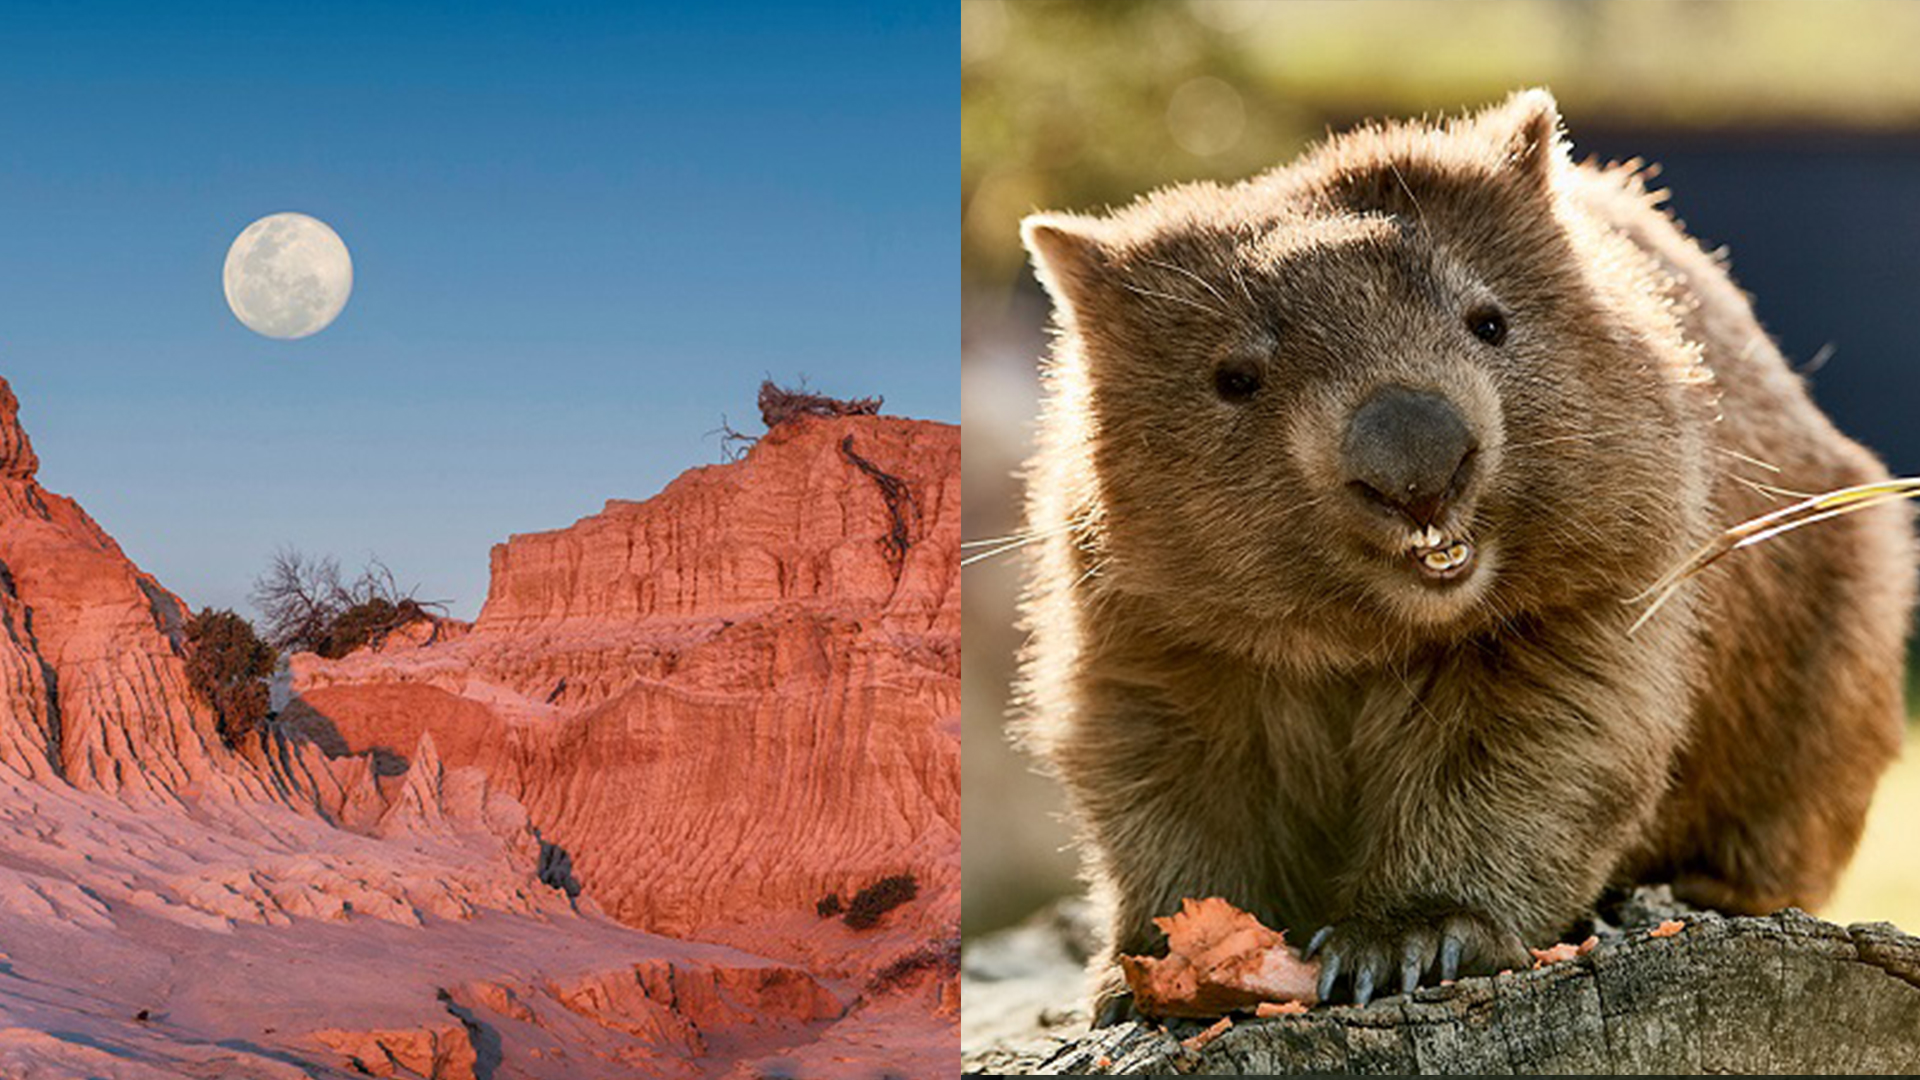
left=962, top=891, right=1920, bottom=1074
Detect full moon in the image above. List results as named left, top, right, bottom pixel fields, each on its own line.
left=223, top=212, right=353, bottom=339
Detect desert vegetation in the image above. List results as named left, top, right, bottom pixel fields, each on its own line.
left=867, top=936, right=960, bottom=995
left=182, top=607, right=275, bottom=747
left=844, top=874, right=918, bottom=931
left=251, top=550, right=446, bottom=659
left=757, top=380, right=881, bottom=427
left=714, top=379, right=885, bottom=462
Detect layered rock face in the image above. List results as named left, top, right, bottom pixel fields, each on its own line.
left=0, top=379, right=520, bottom=837
left=0, top=377, right=957, bottom=1079
left=288, top=415, right=962, bottom=970
left=0, top=377, right=246, bottom=797
left=477, top=417, right=957, bottom=632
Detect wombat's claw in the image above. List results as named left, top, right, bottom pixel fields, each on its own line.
left=1438, top=932, right=1464, bottom=982
left=1309, top=910, right=1526, bottom=1006
left=1092, top=990, right=1140, bottom=1029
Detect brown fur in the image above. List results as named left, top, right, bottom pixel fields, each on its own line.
left=1015, top=90, right=1914, bottom=1013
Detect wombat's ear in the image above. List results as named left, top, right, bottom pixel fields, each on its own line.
left=1483, top=88, right=1564, bottom=190
left=1022, top=213, right=1114, bottom=324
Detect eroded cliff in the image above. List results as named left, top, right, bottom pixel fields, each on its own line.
left=286, top=414, right=962, bottom=978
left=0, top=378, right=957, bottom=1079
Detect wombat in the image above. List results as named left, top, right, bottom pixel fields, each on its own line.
left=1015, top=89, right=1914, bottom=1016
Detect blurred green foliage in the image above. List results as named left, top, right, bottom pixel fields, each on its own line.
left=964, top=0, right=1920, bottom=288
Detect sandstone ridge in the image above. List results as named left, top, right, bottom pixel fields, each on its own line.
left=0, top=376, right=957, bottom=1079
left=287, top=413, right=963, bottom=968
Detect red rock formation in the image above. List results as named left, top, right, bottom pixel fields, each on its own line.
left=289, top=414, right=962, bottom=973
left=0, top=376, right=224, bottom=796
left=0, top=378, right=36, bottom=480
left=0, top=377, right=508, bottom=828
left=306, top=957, right=847, bottom=1080
left=309, top=1023, right=480, bottom=1080
left=477, top=417, right=957, bottom=632
left=0, top=377, right=958, bottom=1079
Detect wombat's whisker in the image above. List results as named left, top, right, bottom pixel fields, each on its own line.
left=1730, top=474, right=1814, bottom=503
left=1071, top=557, right=1108, bottom=592
left=1731, top=475, right=1786, bottom=503
left=1117, top=280, right=1227, bottom=319
left=1228, top=263, right=1258, bottom=308
left=962, top=517, right=1096, bottom=567
left=1271, top=492, right=1331, bottom=521
left=1628, top=478, right=1920, bottom=634
left=1142, top=258, right=1235, bottom=311
left=1796, top=342, right=1837, bottom=376
left=961, top=536, right=1043, bottom=567
left=1716, top=446, right=1783, bottom=474
left=1386, top=160, right=1427, bottom=228
left=963, top=530, right=1047, bottom=548
left=1501, top=426, right=1642, bottom=452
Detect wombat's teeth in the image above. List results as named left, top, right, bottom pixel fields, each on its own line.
left=1411, top=538, right=1474, bottom=576
left=1418, top=525, right=1443, bottom=549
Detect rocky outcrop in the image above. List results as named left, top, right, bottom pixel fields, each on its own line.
left=0, top=377, right=290, bottom=803
left=0, top=379, right=36, bottom=480
left=308, top=1023, right=480, bottom=1080
left=0, top=377, right=958, bottom=1079
left=287, top=415, right=962, bottom=970
left=307, top=957, right=847, bottom=1080
left=0, top=376, right=553, bottom=862
left=477, top=416, right=956, bottom=632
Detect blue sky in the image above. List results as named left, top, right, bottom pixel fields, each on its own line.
left=0, top=1, right=953, bottom=619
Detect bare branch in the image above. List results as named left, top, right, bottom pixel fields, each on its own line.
left=252, top=549, right=448, bottom=658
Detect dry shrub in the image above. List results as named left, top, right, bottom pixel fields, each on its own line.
left=252, top=550, right=445, bottom=658
left=844, top=873, right=918, bottom=930
left=183, top=608, right=276, bottom=747
left=758, top=380, right=881, bottom=428
left=867, top=936, right=960, bottom=995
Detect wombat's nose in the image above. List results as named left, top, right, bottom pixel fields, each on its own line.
left=1341, top=386, right=1476, bottom=528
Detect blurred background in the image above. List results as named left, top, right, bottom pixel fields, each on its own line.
left=963, top=0, right=1920, bottom=940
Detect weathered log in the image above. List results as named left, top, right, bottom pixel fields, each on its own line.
left=962, top=890, right=1920, bottom=1074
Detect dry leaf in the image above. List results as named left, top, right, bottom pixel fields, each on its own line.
left=1119, top=897, right=1319, bottom=1019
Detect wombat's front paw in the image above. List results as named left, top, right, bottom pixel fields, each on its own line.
left=1305, top=907, right=1528, bottom=1006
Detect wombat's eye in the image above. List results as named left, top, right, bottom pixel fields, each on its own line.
left=1212, top=361, right=1262, bottom=403
left=1467, top=306, right=1508, bottom=346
